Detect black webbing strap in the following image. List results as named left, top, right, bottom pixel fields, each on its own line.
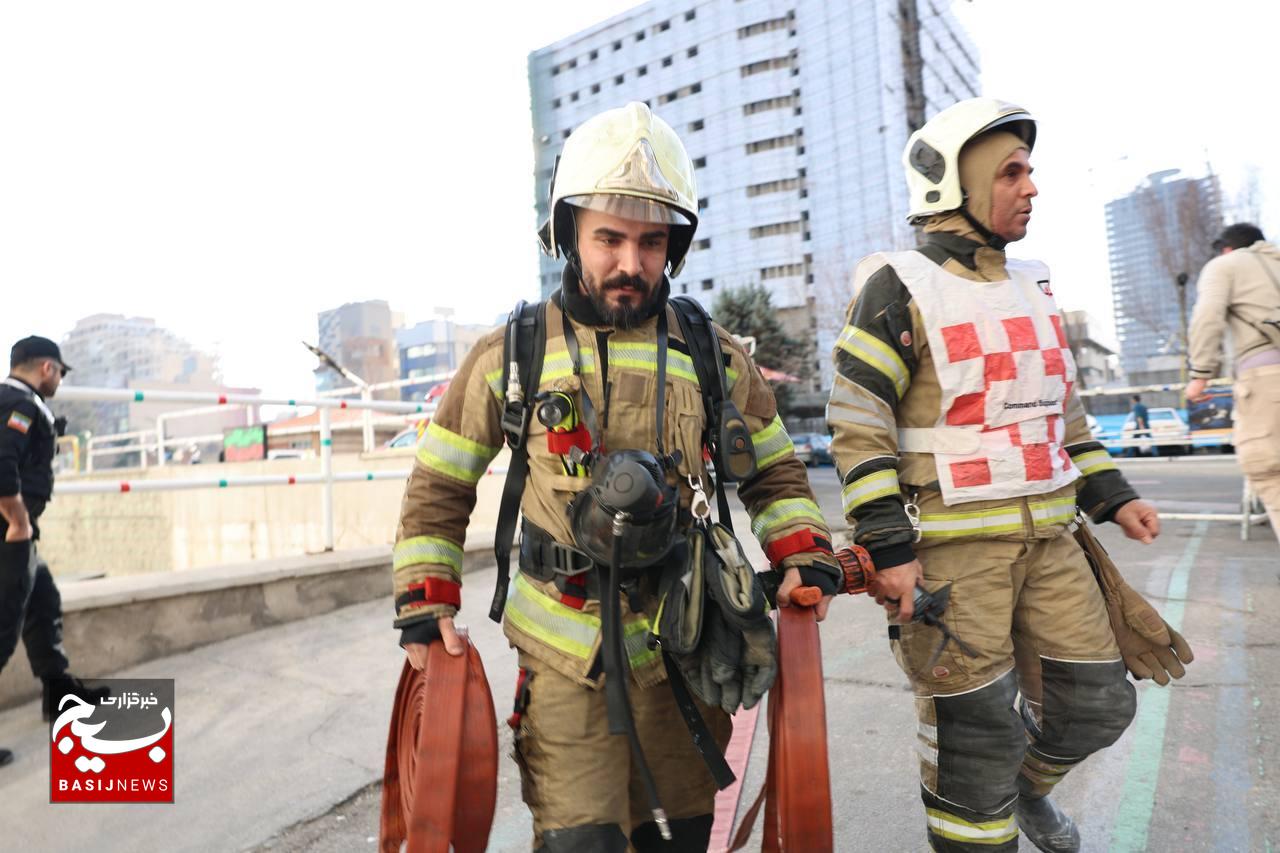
left=662, top=652, right=737, bottom=789
left=668, top=297, right=735, bottom=532
left=490, top=300, right=548, bottom=623
left=654, top=309, right=668, bottom=458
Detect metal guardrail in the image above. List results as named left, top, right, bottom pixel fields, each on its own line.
left=54, top=386, right=439, bottom=550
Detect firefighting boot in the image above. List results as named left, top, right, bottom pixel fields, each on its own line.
left=1014, top=780, right=1080, bottom=853
left=42, top=673, right=110, bottom=722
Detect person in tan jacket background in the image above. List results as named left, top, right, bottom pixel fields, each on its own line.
left=1186, top=223, right=1280, bottom=544
left=828, top=98, right=1162, bottom=853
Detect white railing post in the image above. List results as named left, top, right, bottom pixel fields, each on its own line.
left=361, top=386, right=374, bottom=453
left=320, top=406, right=334, bottom=551
left=156, top=418, right=166, bottom=467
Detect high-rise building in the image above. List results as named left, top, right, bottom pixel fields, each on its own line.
left=1107, top=169, right=1223, bottom=385
left=314, top=300, right=401, bottom=398
left=60, top=314, right=224, bottom=440
left=528, top=0, right=980, bottom=394
left=396, top=316, right=496, bottom=401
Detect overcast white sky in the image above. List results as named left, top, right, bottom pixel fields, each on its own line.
left=2, top=1, right=1276, bottom=396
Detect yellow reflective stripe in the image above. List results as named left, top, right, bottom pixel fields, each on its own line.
left=540, top=346, right=598, bottom=385
left=925, top=808, right=1018, bottom=844
left=836, top=324, right=909, bottom=398
left=393, top=535, right=463, bottom=578
left=504, top=574, right=656, bottom=669
left=842, top=469, right=901, bottom=514
left=917, top=506, right=1025, bottom=539
left=505, top=573, right=599, bottom=658
left=624, top=618, right=660, bottom=668
left=1071, top=449, right=1117, bottom=476
left=750, top=498, right=825, bottom=540
left=751, top=415, right=794, bottom=469
left=1029, top=496, right=1076, bottom=527
left=416, top=421, right=499, bottom=484
left=484, top=368, right=503, bottom=401
left=608, top=342, right=701, bottom=385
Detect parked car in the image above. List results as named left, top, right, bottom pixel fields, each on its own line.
left=810, top=434, right=834, bottom=466
left=791, top=433, right=833, bottom=467
left=1121, top=407, right=1191, bottom=455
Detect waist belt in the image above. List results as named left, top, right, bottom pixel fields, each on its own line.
left=518, top=521, right=594, bottom=581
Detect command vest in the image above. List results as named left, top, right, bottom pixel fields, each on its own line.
left=878, top=250, right=1081, bottom=505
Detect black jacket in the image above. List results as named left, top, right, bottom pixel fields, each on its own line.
left=0, top=377, right=57, bottom=519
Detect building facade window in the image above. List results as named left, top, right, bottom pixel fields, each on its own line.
left=743, top=93, right=797, bottom=115
left=745, top=132, right=801, bottom=154
left=749, top=220, right=803, bottom=238
left=738, top=13, right=794, bottom=39
left=740, top=55, right=793, bottom=77
left=701, top=279, right=714, bottom=291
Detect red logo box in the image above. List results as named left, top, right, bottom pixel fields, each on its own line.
left=50, top=678, right=174, bottom=803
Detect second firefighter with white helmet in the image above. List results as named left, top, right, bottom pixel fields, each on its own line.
left=827, top=97, right=1189, bottom=852
left=392, top=102, right=840, bottom=851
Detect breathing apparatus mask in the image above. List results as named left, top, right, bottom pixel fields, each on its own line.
left=568, top=448, right=682, bottom=573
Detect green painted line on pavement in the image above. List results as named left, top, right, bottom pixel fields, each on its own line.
left=1108, top=519, right=1208, bottom=853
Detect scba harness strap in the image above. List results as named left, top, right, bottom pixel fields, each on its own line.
left=488, top=292, right=755, bottom=622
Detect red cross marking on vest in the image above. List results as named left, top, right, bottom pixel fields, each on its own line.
left=942, top=322, right=983, bottom=362
left=984, top=351, right=1018, bottom=382
left=1022, top=444, right=1054, bottom=481
left=1043, top=348, right=1067, bottom=377
left=1002, top=316, right=1039, bottom=352
left=946, top=391, right=987, bottom=426
left=950, top=458, right=993, bottom=487
left=1050, top=314, right=1068, bottom=348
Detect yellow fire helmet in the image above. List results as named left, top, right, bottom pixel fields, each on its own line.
left=902, top=97, right=1036, bottom=223
left=538, top=102, right=699, bottom=277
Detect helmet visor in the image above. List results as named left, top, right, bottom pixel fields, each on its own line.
left=564, top=193, right=691, bottom=227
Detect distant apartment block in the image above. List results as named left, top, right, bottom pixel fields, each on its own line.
left=1107, top=169, right=1222, bottom=384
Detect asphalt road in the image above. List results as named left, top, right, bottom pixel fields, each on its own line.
left=2, top=458, right=1273, bottom=851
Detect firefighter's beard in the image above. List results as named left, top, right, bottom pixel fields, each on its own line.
left=581, top=271, right=659, bottom=330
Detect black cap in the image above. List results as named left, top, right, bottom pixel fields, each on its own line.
left=10, top=336, right=71, bottom=372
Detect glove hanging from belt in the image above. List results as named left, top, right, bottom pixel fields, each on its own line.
left=1074, top=518, right=1194, bottom=685
left=658, top=521, right=777, bottom=714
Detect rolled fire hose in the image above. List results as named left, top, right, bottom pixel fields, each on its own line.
left=378, top=632, right=498, bottom=853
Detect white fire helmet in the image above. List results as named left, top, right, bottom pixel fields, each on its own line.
left=538, top=102, right=699, bottom=276
left=902, top=98, right=1036, bottom=223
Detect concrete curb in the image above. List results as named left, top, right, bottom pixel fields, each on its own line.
left=0, top=534, right=496, bottom=711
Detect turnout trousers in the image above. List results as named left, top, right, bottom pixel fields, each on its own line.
left=890, top=530, right=1136, bottom=851
left=1235, top=363, right=1280, bottom=547
left=510, top=652, right=733, bottom=853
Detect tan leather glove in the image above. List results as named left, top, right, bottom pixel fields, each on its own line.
left=1074, top=521, right=1194, bottom=685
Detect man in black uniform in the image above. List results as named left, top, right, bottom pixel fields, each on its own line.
left=0, top=336, right=103, bottom=768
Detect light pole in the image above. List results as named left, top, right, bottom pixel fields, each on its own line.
left=303, top=341, right=374, bottom=453
left=1175, top=272, right=1190, bottom=384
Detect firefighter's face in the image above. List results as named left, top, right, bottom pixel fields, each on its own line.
left=576, top=208, right=668, bottom=328
left=989, top=148, right=1037, bottom=243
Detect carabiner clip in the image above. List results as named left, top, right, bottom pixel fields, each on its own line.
left=905, top=491, right=922, bottom=543
left=687, top=474, right=712, bottom=522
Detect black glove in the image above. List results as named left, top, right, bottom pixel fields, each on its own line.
left=397, top=617, right=442, bottom=648
left=795, top=554, right=842, bottom=596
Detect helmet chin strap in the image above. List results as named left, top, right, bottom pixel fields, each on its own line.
left=957, top=192, right=1008, bottom=252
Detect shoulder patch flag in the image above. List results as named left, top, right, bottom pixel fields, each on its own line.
left=6, top=411, right=31, bottom=434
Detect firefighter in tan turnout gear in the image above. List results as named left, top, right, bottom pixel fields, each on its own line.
left=1186, top=222, right=1280, bottom=546
left=391, top=102, right=840, bottom=852
left=828, top=99, right=1169, bottom=852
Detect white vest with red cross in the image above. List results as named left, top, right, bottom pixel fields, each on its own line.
left=879, top=250, right=1081, bottom=505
